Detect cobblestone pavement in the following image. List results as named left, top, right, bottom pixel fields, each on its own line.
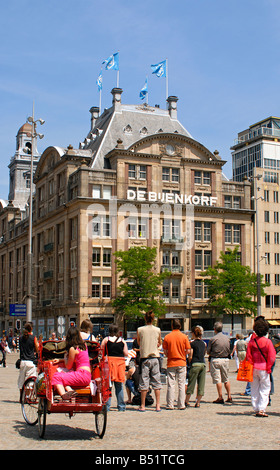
left=0, top=352, right=279, bottom=451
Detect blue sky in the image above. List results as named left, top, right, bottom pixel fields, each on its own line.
left=1, top=0, right=280, bottom=200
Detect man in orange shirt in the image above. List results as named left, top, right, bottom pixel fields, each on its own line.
left=163, top=319, right=191, bottom=410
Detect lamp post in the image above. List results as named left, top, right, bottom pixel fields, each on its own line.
left=250, top=168, right=263, bottom=317
left=26, top=105, right=45, bottom=323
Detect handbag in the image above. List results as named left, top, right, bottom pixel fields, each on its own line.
left=237, top=359, right=253, bottom=382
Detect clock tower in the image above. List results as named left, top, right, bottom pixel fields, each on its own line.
left=8, top=121, right=41, bottom=211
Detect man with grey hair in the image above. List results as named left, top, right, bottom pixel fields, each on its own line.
left=207, top=322, right=232, bottom=404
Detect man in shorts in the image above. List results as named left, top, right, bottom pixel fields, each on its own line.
left=137, top=310, right=162, bottom=411
left=207, top=322, right=232, bottom=404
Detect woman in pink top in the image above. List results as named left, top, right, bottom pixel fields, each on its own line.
left=52, top=327, right=91, bottom=400
left=246, top=317, right=276, bottom=417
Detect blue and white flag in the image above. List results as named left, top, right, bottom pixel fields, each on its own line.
left=96, top=70, right=103, bottom=91
left=139, top=78, right=148, bottom=100
left=102, top=52, right=119, bottom=71
left=151, top=60, right=166, bottom=78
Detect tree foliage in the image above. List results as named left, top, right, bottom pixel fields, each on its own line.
left=112, top=246, right=169, bottom=320
left=201, top=246, right=267, bottom=322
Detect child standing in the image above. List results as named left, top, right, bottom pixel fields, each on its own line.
left=52, top=327, right=91, bottom=400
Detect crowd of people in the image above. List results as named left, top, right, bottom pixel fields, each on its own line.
left=1, top=313, right=278, bottom=417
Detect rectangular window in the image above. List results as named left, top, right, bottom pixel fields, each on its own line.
left=195, top=279, right=203, bottom=299
left=162, top=167, right=170, bottom=181
left=224, top=195, right=231, bottom=208
left=102, top=277, right=111, bottom=298
left=128, top=218, right=137, bottom=238
left=264, top=190, right=269, bottom=202
left=204, top=251, right=212, bottom=269
left=194, top=171, right=202, bottom=184
left=103, top=248, right=111, bottom=267
left=233, top=225, right=240, bottom=244
left=138, top=219, right=147, bottom=238
left=204, top=222, right=211, bottom=242
left=195, top=222, right=202, bottom=241
left=195, top=250, right=202, bottom=270
left=163, top=279, right=170, bottom=299
left=172, top=168, right=180, bottom=182
left=92, top=248, right=101, bottom=266
left=233, top=196, right=241, bottom=209
left=92, top=216, right=101, bottom=237
left=103, top=186, right=112, bottom=199
left=92, top=185, right=101, bottom=198
left=128, top=164, right=136, bottom=178
left=265, top=211, right=270, bottom=223
left=92, top=277, right=100, bottom=298
left=103, top=216, right=111, bottom=237
left=203, top=172, right=211, bottom=185
left=162, top=251, right=170, bottom=266
left=171, top=279, right=180, bottom=300
left=225, top=224, right=232, bottom=243
left=139, top=165, right=147, bottom=180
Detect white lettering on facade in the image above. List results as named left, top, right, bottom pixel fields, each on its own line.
left=127, top=190, right=217, bottom=206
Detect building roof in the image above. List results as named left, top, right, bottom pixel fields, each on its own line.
left=80, top=89, right=193, bottom=170
left=17, top=122, right=32, bottom=136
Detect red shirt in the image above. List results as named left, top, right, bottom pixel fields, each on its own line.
left=246, top=336, right=276, bottom=374
left=163, top=330, right=190, bottom=368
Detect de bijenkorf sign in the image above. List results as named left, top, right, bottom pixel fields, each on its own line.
left=9, top=304, right=26, bottom=316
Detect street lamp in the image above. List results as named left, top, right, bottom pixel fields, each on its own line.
left=249, top=168, right=262, bottom=316
left=26, top=105, right=44, bottom=323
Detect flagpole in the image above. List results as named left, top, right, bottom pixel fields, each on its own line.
left=117, top=70, right=119, bottom=88
left=166, top=58, right=169, bottom=100
left=99, top=88, right=102, bottom=115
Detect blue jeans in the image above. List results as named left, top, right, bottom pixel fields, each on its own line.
left=126, top=378, right=137, bottom=396
left=106, top=381, right=126, bottom=411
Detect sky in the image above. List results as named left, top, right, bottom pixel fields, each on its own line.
left=1, top=0, right=280, bottom=200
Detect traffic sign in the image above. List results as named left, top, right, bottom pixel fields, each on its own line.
left=9, top=304, right=27, bottom=316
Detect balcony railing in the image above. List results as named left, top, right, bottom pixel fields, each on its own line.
left=163, top=297, right=183, bottom=304
left=233, top=126, right=280, bottom=146
left=161, top=236, right=184, bottom=244
left=161, top=265, right=184, bottom=274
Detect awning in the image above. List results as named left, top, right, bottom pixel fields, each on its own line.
left=268, top=320, right=280, bottom=325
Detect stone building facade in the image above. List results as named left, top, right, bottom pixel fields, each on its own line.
left=0, top=89, right=255, bottom=338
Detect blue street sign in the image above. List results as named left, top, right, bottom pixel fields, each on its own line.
left=9, top=304, right=27, bottom=316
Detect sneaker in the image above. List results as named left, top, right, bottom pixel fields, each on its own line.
left=213, top=398, right=224, bottom=404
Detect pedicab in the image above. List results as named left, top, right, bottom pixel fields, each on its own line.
left=35, top=339, right=110, bottom=439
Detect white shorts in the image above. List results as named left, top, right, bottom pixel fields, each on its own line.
left=18, top=360, right=37, bottom=389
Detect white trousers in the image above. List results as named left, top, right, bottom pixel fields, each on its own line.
left=166, top=366, right=186, bottom=409
left=251, top=368, right=271, bottom=413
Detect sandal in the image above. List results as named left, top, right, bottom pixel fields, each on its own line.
left=61, top=390, right=78, bottom=400
left=256, top=411, right=268, bottom=417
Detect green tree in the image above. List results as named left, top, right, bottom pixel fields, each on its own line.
left=112, top=246, right=169, bottom=320
left=201, top=246, right=267, bottom=329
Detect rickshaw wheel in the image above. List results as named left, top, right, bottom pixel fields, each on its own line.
left=20, top=376, right=38, bottom=426
left=95, top=405, right=107, bottom=439
left=38, top=398, right=47, bottom=438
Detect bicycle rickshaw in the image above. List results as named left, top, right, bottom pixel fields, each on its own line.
left=34, top=338, right=110, bottom=438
